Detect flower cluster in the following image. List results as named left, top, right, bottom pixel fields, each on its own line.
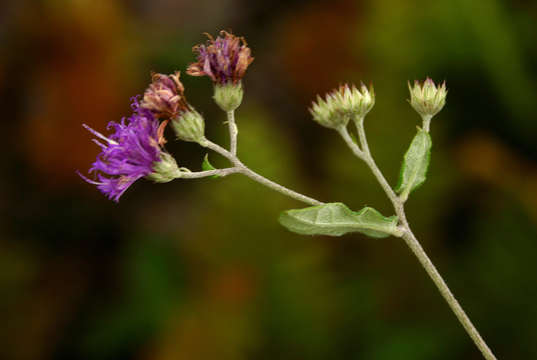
left=187, top=30, right=254, bottom=85
left=310, top=84, right=375, bottom=129
left=78, top=98, right=179, bottom=202
left=80, top=29, right=257, bottom=202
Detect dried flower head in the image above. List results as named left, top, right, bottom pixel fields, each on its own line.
left=310, top=84, right=375, bottom=129
left=141, top=71, right=190, bottom=118
left=408, top=78, right=447, bottom=118
left=187, top=30, right=254, bottom=85
left=78, top=98, right=179, bottom=202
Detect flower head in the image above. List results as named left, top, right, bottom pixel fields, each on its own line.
left=310, top=84, right=375, bottom=129
left=141, top=71, right=190, bottom=119
left=187, top=30, right=254, bottom=85
left=408, top=78, right=447, bottom=118
left=78, top=98, right=179, bottom=202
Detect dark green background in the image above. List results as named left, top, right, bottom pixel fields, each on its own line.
left=1, top=0, right=536, bottom=359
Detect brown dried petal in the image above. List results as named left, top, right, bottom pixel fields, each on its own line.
left=141, top=71, right=189, bottom=118
left=188, top=30, right=254, bottom=84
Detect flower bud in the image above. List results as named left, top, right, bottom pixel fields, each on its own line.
left=214, top=82, right=244, bottom=112
left=344, top=83, right=375, bottom=119
left=310, top=84, right=375, bottom=129
left=146, top=152, right=181, bottom=183
left=408, top=78, right=447, bottom=118
left=171, top=109, right=206, bottom=143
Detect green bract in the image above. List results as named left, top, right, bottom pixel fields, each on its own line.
left=171, top=109, right=206, bottom=143
left=213, top=82, right=244, bottom=112
left=279, top=202, right=401, bottom=238
left=146, top=152, right=181, bottom=183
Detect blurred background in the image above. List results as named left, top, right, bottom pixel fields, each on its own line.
left=1, top=0, right=536, bottom=359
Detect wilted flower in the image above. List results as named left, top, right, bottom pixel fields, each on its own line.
left=408, top=78, right=447, bottom=118
left=310, top=84, right=375, bottom=129
left=187, top=30, right=254, bottom=85
left=141, top=71, right=189, bottom=118
left=140, top=71, right=207, bottom=144
left=78, top=98, right=180, bottom=202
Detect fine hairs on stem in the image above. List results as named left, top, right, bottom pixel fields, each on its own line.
left=79, top=30, right=497, bottom=359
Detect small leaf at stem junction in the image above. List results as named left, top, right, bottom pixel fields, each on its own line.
left=201, top=154, right=220, bottom=179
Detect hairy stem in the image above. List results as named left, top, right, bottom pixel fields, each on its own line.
left=175, top=167, right=239, bottom=179
left=422, top=114, right=432, bottom=132
left=202, top=139, right=323, bottom=206
left=401, top=229, right=497, bottom=360
left=338, top=125, right=401, bottom=214
left=227, top=110, right=238, bottom=156
left=237, top=166, right=323, bottom=206
left=339, top=122, right=497, bottom=360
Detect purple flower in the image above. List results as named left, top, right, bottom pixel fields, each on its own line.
left=187, top=30, right=254, bottom=84
left=78, top=98, right=170, bottom=202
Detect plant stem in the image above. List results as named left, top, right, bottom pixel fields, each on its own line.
left=175, top=167, right=239, bottom=179
left=338, top=125, right=401, bottom=212
left=401, top=229, right=497, bottom=360
left=422, top=114, right=432, bottom=132
left=227, top=110, right=238, bottom=156
left=202, top=139, right=323, bottom=206
left=339, top=123, right=497, bottom=360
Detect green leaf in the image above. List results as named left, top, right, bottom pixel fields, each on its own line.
left=353, top=207, right=401, bottom=238
left=395, top=128, right=432, bottom=200
left=279, top=202, right=401, bottom=238
left=201, top=154, right=220, bottom=179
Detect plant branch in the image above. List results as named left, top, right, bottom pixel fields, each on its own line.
left=339, top=122, right=497, bottom=360
left=338, top=125, right=403, bottom=219
left=176, top=167, right=239, bottom=179
left=202, top=138, right=323, bottom=206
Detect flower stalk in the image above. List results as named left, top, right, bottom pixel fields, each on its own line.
left=422, top=114, right=433, bottom=132
left=175, top=167, right=239, bottom=179
left=201, top=139, right=323, bottom=206
left=227, top=110, right=238, bottom=156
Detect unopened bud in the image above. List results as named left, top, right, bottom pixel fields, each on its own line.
left=310, top=84, right=375, bottom=129
left=408, top=78, right=447, bottom=118
left=214, top=82, right=244, bottom=112
left=171, top=109, right=206, bottom=143
left=146, top=152, right=181, bottom=183
left=344, top=83, right=375, bottom=119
